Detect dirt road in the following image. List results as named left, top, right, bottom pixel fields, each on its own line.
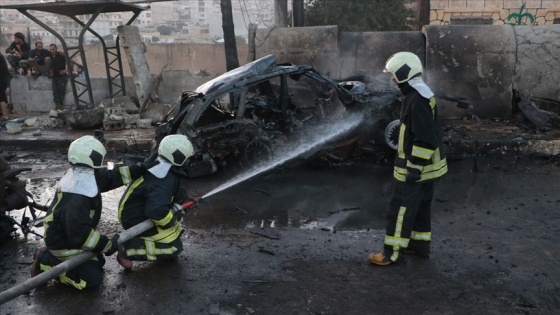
left=1, top=152, right=559, bottom=314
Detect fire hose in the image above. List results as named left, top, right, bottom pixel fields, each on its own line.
left=0, top=199, right=200, bottom=305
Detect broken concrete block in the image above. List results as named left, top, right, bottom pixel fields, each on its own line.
left=103, top=119, right=125, bottom=131
left=32, top=129, right=42, bottom=136
left=136, top=118, right=152, bottom=129
left=49, top=117, right=65, bottom=129
left=124, top=113, right=140, bottom=126
left=98, top=99, right=113, bottom=108
left=24, top=117, right=37, bottom=127
left=63, top=107, right=104, bottom=129
left=49, top=110, right=59, bottom=118
left=108, top=114, right=125, bottom=121
left=104, top=107, right=128, bottom=119
left=112, top=95, right=139, bottom=114
left=5, top=123, right=22, bottom=134
left=142, top=102, right=171, bottom=124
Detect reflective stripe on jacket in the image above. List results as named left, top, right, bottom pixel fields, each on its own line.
left=118, top=167, right=185, bottom=244
left=43, top=165, right=145, bottom=260
left=393, top=87, right=447, bottom=182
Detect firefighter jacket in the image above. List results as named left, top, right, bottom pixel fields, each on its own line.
left=393, top=78, right=447, bottom=182
left=43, top=164, right=145, bottom=260
left=118, top=157, right=185, bottom=244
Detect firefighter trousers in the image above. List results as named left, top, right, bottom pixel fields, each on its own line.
left=383, top=181, right=434, bottom=263
left=122, top=236, right=183, bottom=261
left=36, top=248, right=105, bottom=291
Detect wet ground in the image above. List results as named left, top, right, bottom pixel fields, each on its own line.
left=1, top=150, right=560, bottom=314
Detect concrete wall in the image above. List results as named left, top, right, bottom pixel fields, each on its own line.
left=9, top=70, right=212, bottom=112
left=9, top=75, right=138, bottom=112
left=9, top=43, right=248, bottom=112
left=254, top=25, right=340, bottom=76
left=10, top=25, right=560, bottom=120
left=338, top=31, right=425, bottom=82
left=513, top=26, right=560, bottom=101
left=82, top=43, right=248, bottom=78
left=424, top=25, right=517, bottom=118
left=254, top=24, right=560, bottom=119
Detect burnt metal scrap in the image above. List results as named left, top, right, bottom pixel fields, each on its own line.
left=518, top=96, right=560, bottom=131
left=153, top=54, right=402, bottom=177
left=0, top=154, right=47, bottom=244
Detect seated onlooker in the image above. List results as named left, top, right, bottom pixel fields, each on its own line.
left=0, top=52, right=10, bottom=122
left=0, top=54, right=10, bottom=122
left=28, top=41, right=51, bottom=78
left=5, top=32, right=30, bottom=77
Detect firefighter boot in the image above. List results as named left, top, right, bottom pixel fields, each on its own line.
left=405, top=248, right=430, bottom=259
left=116, top=246, right=133, bottom=270
left=367, top=252, right=393, bottom=266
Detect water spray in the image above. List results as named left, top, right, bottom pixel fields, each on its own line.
left=200, top=113, right=364, bottom=200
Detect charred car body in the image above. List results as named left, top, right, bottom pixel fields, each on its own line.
left=153, top=54, right=402, bottom=177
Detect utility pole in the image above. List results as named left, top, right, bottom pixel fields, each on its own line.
left=274, top=0, right=288, bottom=27
left=417, top=0, right=430, bottom=31
left=292, top=0, right=304, bottom=27
left=220, top=0, right=239, bottom=71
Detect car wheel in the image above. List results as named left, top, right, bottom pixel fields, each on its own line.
left=243, top=139, right=273, bottom=168
left=384, top=119, right=400, bottom=150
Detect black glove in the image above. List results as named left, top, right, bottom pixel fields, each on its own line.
left=104, top=234, right=120, bottom=256
left=405, top=167, right=422, bottom=183
left=171, top=203, right=184, bottom=222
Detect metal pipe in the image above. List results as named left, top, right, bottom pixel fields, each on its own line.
left=0, top=200, right=200, bottom=304
left=0, top=219, right=152, bottom=304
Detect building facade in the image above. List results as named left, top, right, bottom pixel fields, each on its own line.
left=430, top=0, right=560, bottom=25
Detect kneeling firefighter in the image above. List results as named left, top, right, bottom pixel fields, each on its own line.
left=116, top=134, right=198, bottom=269
left=31, top=136, right=157, bottom=290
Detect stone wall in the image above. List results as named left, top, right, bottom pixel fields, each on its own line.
left=430, top=0, right=560, bottom=25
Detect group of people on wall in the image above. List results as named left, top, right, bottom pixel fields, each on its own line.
left=1, top=32, right=77, bottom=120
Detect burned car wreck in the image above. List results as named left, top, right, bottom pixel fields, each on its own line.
left=153, top=54, right=402, bottom=177
left=0, top=153, right=47, bottom=245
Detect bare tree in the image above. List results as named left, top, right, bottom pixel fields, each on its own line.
left=220, top=0, right=239, bottom=71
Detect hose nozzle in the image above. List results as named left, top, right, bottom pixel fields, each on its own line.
left=181, top=197, right=202, bottom=209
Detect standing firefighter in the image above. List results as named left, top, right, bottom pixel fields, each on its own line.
left=31, top=136, right=157, bottom=290
left=116, top=135, right=197, bottom=269
left=368, top=52, right=448, bottom=266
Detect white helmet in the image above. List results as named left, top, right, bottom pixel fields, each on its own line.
left=158, top=134, right=194, bottom=166
left=383, top=52, right=423, bottom=83
left=68, top=135, right=106, bottom=168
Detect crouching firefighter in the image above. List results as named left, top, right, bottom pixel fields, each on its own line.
left=116, top=135, right=198, bottom=269
left=30, top=136, right=158, bottom=290
left=368, top=52, right=448, bottom=266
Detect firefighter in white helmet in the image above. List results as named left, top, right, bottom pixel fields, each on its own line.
left=116, top=134, right=199, bottom=269
left=30, top=136, right=158, bottom=290
left=368, top=52, right=448, bottom=266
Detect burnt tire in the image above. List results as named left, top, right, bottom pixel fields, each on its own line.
left=384, top=119, right=400, bottom=151
left=243, top=139, right=273, bottom=168
left=0, top=216, right=15, bottom=245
